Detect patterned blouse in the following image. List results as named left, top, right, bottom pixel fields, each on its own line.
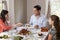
left=49, top=27, right=60, bottom=40
left=49, top=26, right=56, bottom=40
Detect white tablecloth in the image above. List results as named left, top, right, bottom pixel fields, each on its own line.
left=0, top=27, right=49, bottom=40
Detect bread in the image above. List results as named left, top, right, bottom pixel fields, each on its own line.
left=16, top=23, right=23, bottom=26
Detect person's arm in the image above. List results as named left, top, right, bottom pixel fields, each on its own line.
left=48, top=34, right=53, bottom=40
left=29, top=16, right=33, bottom=25
left=48, top=28, right=56, bottom=40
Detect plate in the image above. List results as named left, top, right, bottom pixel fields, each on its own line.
left=0, top=32, right=9, bottom=36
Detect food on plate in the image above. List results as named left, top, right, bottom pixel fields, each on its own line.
left=41, top=27, right=48, bottom=32
left=16, top=23, right=23, bottom=26
left=25, top=24, right=30, bottom=27
left=0, top=35, right=9, bottom=39
left=19, top=29, right=31, bottom=35
left=14, top=36, right=23, bottom=40
left=34, top=25, right=39, bottom=29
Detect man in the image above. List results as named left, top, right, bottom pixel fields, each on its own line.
left=30, top=5, right=47, bottom=29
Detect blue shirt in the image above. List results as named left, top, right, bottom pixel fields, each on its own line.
left=30, top=14, right=47, bottom=28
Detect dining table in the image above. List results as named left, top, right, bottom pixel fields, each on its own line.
left=0, top=26, right=49, bottom=40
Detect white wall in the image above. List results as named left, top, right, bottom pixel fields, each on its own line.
left=14, top=0, right=27, bottom=23
left=6, top=0, right=15, bottom=25
left=0, top=0, right=2, bottom=3
left=27, top=0, right=47, bottom=22
left=6, top=0, right=27, bottom=24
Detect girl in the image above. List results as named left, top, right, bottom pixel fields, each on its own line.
left=48, top=15, right=60, bottom=40
left=0, top=10, right=11, bottom=33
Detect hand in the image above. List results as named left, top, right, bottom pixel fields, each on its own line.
left=12, top=24, right=17, bottom=27
left=12, top=23, right=23, bottom=27
left=34, top=25, right=39, bottom=29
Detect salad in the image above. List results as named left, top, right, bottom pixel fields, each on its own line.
left=14, top=36, right=23, bottom=40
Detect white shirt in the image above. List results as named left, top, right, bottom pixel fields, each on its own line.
left=30, top=14, right=47, bottom=28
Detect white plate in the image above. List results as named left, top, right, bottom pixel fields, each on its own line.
left=0, top=32, right=9, bottom=36
left=0, top=38, right=13, bottom=40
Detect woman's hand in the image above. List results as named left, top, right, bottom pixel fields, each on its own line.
left=12, top=22, right=23, bottom=27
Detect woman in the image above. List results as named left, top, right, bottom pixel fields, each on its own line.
left=48, top=15, right=60, bottom=40
left=0, top=10, right=11, bottom=33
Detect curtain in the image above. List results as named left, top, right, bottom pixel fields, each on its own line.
left=2, top=0, right=7, bottom=10
left=46, top=0, right=51, bottom=18
left=0, top=0, right=2, bottom=13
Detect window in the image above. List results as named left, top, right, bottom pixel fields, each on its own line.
left=50, top=0, right=60, bottom=17
left=0, top=3, right=2, bottom=13
left=2, top=0, right=7, bottom=10
left=0, top=0, right=7, bottom=13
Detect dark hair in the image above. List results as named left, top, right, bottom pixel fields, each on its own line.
left=0, top=10, right=8, bottom=22
left=34, top=5, right=41, bottom=10
left=50, top=15, right=60, bottom=39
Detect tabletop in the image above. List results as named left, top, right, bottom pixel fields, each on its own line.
left=0, top=26, right=49, bottom=40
